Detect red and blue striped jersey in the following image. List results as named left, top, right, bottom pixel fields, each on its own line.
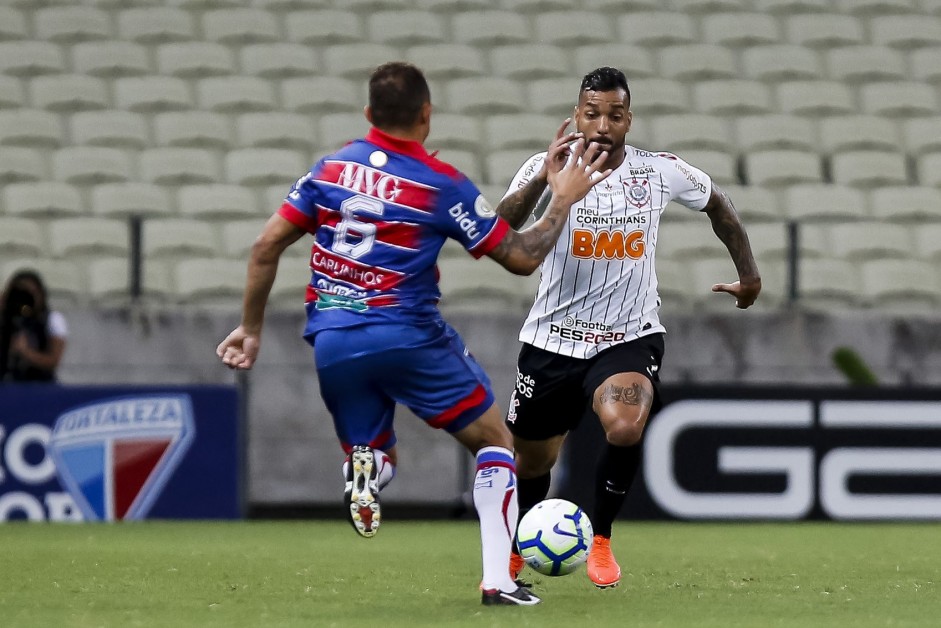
left=278, top=127, right=509, bottom=340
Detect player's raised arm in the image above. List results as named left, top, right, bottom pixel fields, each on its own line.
left=217, top=213, right=305, bottom=369
left=487, top=140, right=611, bottom=276
left=703, top=183, right=762, bottom=309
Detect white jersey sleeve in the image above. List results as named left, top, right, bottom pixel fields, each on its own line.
left=503, top=151, right=547, bottom=199
left=47, top=311, right=68, bottom=338
left=658, top=151, right=712, bottom=211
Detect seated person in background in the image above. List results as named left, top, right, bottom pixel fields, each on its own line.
left=0, top=269, right=68, bottom=382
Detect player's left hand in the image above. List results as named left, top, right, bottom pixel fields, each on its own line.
left=216, top=326, right=260, bottom=369
left=712, top=278, right=761, bottom=309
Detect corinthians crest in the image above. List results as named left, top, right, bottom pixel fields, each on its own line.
left=622, top=176, right=651, bottom=209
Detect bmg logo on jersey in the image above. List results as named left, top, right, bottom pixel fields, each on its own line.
left=571, top=228, right=646, bottom=260
left=47, top=395, right=196, bottom=521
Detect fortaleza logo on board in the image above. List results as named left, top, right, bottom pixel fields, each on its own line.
left=46, top=395, right=195, bottom=521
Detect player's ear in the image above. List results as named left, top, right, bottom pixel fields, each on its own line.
left=364, top=105, right=374, bottom=125
left=419, top=101, right=432, bottom=126
left=625, top=110, right=633, bottom=132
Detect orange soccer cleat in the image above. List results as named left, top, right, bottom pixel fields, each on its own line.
left=510, top=550, right=526, bottom=581
left=586, top=535, right=621, bottom=588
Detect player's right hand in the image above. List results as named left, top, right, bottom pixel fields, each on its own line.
left=547, top=140, right=612, bottom=205
left=544, top=117, right=583, bottom=176
left=216, top=326, right=260, bottom=370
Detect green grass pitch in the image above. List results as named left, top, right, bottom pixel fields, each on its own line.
left=0, top=521, right=938, bottom=627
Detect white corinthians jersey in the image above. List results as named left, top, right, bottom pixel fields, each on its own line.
left=505, top=145, right=712, bottom=360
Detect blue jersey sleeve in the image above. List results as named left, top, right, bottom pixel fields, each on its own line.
left=436, top=176, right=509, bottom=259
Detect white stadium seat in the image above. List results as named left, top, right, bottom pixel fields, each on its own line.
left=71, top=110, right=148, bottom=149
left=484, top=114, right=559, bottom=152
left=901, top=118, right=941, bottom=156
left=870, top=186, right=941, bottom=223
left=782, top=184, right=868, bottom=222
left=630, top=79, right=694, bottom=115
left=819, top=116, right=899, bottom=155
left=736, top=115, right=815, bottom=152
left=0, top=259, right=84, bottom=306
left=144, top=219, right=220, bottom=259
left=156, top=42, right=235, bottom=78
left=427, top=113, right=482, bottom=151
left=859, top=259, right=939, bottom=311
left=367, top=11, right=446, bottom=45
left=34, top=6, right=112, bottom=42
left=777, top=81, right=856, bottom=117
left=318, top=112, right=369, bottom=151
left=659, top=45, right=738, bottom=82
left=413, top=0, right=493, bottom=9
left=489, top=45, right=571, bottom=80
left=269, top=260, right=313, bottom=309
left=53, top=147, right=132, bottom=185
left=140, top=147, right=220, bottom=185
left=573, top=45, right=656, bottom=80
left=281, top=76, right=361, bottom=114
left=0, top=7, right=28, bottom=41
left=499, top=0, right=577, bottom=11
left=797, top=258, right=862, bottom=310
left=72, top=41, right=151, bottom=77
left=526, top=78, right=585, bottom=116
left=835, top=0, right=919, bottom=14
left=0, top=76, right=25, bottom=109
left=702, top=12, right=780, bottom=47
left=719, top=185, right=783, bottom=222
left=831, top=151, right=909, bottom=188
left=826, top=222, right=912, bottom=261
left=916, top=153, right=941, bottom=187
left=826, top=46, right=908, bottom=83
left=3, top=181, right=83, bottom=217
left=30, top=74, right=110, bottom=112
left=115, top=76, right=193, bottom=112
left=785, top=14, right=865, bottom=49
left=0, top=42, right=66, bottom=76
left=451, top=11, right=531, bottom=45
left=651, top=115, right=733, bottom=153
left=406, top=44, right=485, bottom=79
left=447, top=77, right=526, bottom=114
left=487, top=149, right=541, bottom=189
left=0, top=217, right=44, bottom=260
left=742, top=45, right=823, bottom=82
left=240, top=44, right=318, bottom=78
left=438, top=149, right=482, bottom=182
left=754, top=0, right=833, bottom=12
left=913, top=223, right=941, bottom=260
left=203, top=8, right=280, bottom=44
left=91, top=183, right=172, bottom=218
left=738, top=222, right=788, bottom=261
left=860, top=82, right=938, bottom=118
left=48, top=217, right=128, bottom=259
left=117, top=7, right=195, bottom=43
left=870, top=14, right=941, bottom=49
left=196, top=77, right=275, bottom=113
left=746, top=150, right=822, bottom=187
left=694, top=80, right=773, bottom=116
left=220, top=219, right=268, bottom=258
left=617, top=12, right=697, bottom=47
left=283, top=10, right=363, bottom=45
left=322, top=43, right=399, bottom=79
left=236, top=112, right=316, bottom=151
left=534, top=11, right=614, bottom=46
left=0, top=109, right=63, bottom=148
left=678, top=149, right=738, bottom=186
left=225, top=148, right=308, bottom=187
left=670, top=0, right=751, bottom=10
left=171, top=257, right=247, bottom=304
left=0, top=148, right=47, bottom=185
left=911, top=48, right=941, bottom=83
left=657, top=222, right=730, bottom=262
left=178, top=184, right=260, bottom=220
left=153, top=111, right=232, bottom=149
left=86, top=258, right=131, bottom=303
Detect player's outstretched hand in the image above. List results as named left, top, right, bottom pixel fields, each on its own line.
left=712, top=278, right=761, bottom=309
left=547, top=140, right=612, bottom=205
left=544, top=117, right=583, bottom=176
left=216, top=326, right=260, bottom=369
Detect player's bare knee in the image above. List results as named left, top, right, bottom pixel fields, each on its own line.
left=604, top=418, right=644, bottom=447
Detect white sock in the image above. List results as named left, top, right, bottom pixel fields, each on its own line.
left=342, top=449, right=396, bottom=490
left=473, top=446, right=519, bottom=592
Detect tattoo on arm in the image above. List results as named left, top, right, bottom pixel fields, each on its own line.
left=488, top=194, right=571, bottom=273
left=599, top=383, right=651, bottom=408
left=704, top=186, right=760, bottom=281
left=494, top=176, right=549, bottom=229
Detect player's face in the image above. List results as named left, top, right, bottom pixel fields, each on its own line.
left=574, top=89, right=632, bottom=156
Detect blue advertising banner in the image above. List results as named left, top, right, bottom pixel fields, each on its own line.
left=0, top=385, right=241, bottom=522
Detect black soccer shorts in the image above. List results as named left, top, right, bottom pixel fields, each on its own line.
left=505, top=333, right=664, bottom=441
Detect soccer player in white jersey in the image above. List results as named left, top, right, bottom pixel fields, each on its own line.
left=496, top=67, right=762, bottom=588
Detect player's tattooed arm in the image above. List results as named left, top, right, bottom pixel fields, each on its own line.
left=703, top=183, right=762, bottom=309
left=495, top=174, right=548, bottom=229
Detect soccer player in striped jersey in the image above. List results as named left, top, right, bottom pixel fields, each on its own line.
left=496, top=67, right=762, bottom=588
left=217, top=62, right=612, bottom=605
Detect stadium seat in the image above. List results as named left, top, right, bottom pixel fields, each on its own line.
left=831, top=151, right=909, bottom=188
left=835, top=0, right=919, bottom=14
left=671, top=0, right=751, bottom=10
left=701, top=12, right=780, bottom=47
left=144, top=219, right=220, bottom=259
left=0, top=109, right=63, bottom=148
left=447, top=77, right=526, bottom=114
left=250, top=0, right=330, bottom=9
left=753, top=0, right=833, bottom=12
left=225, top=148, right=308, bottom=187
left=413, top=0, right=493, bottom=9
left=451, top=11, right=531, bottom=45
left=911, top=48, right=941, bottom=83
left=156, top=42, right=234, bottom=78
left=745, top=150, right=822, bottom=187
left=913, top=223, right=941, bottom=260
left=923, top=0, right=941, bottom=14
left=870, top=186, right=941, bottom=223
left=437, top=256, right=530, bottom=314
left=0, top=259, right=84, bottom=306
left=796, top=257, right=861, bottom=310
left=220, top=218, right=268, bottom=258
left=685, top=257, right=741, bottom=309
left=777, top=81, right=856, bottom=117
left=490, top=45, right=571, bottom=80
left=693, top=80, right=773, bottom=116
left=115, top=76, right=193, bottom=112
left=860, top=82, right=938, bottom=118
left=240, top=44, right=318, bottom=78
left=573, top=45, right=656, bottom=80
left=0, top=76, right=25, bottom=109
left=53, top=147, right=132, bottom=184
left=0, top=148, right=48, bottom=185
left=322, top=43, right=400, bottom=79
left=870, top=14, right=941, bottom=49
left=196, top=77, right=275, bottom=113
left=140, top=148, right=219, bottom=185
left=0, top=7, right=28, bottom=41
left=617, top=12, right=697, bottom=47
left=171, top=257, right=246, bottom=304
left=653, top=258, right=694, bottom=311
left=738, top=222, right=788, bottom=261
left=367, top=11, right=446, bottom=45
left=269, top=260, right=313, bottom=309
left=819, top=116, right=899, bottom=155
left=534, top=11, right=614, bottom=46
left=628, top=79, right=694, bottom=115
left=650, top=115, right=733, bottom=153
left=720, top=185, right=783, bottom=222
left=318, top=112, right=370, bottom=151
left=526, top=78, right=585, bottom=116
left=678, top=150, right=738, bottom=186
left=117, top=7, right=195, bottom=43
left=826, top=46, right=908, bottom=83
left=657, top=222, right=731, bottom=262
left=91, top=183, right=173, bottom=218
left=785, top=14, right=865, bottom=49
left=203, top=8, right=280, bottom=44
left=427, top=113, right=482, bottom=151
left=585, top=0, right=660, bottom=7
left=826, top=222, right=912, bottom=262
left=48, top=217, right=128, bottom=259
left=263, top=183, right=294, bottom=214
left=735, top=115, right=815, bottom=152
left=436, top=149, right=481, bottom=181
left=659, top=45, right=738, bottom=82
left=85, top=258, right=131, bottom=303
left=153, top=111, right=231, bottom=149
left=406, top=44, right=484, bottom=79
left=34, top=6, right=112, bottom=42
left=343, top=0, right=412, bottom=9
left=71, top=110, right=148, bottom=149
left=178, top=184, right=260, bottom=220
left=236, top=112, right=316, bottom=151
left=782, top=184, right=868, bottom=222
left=916, top=153, right=941, bottom=187
left=283, top=10, right=363, bottom=45
left=72, top=41, right=151, bottom=77
left=484, top=114, right=558, bottom=152
left=0, top=217, right=44, bottom=260
left=0, top=42, right=65, bottom=76
left=281, top=76, right=361, bottom=114
left=901, top=118, right=941, bottom=156
left=30, top=74, right=110, bottom=112
left=742, top=45, right=823, bottom=82
left=499, top=0, right=576, bottom=10
left=3, top=181, right=83, bottom=216
left=487, top=149, right=541, bottom=189
left=859, top=259, right=939, bottom=311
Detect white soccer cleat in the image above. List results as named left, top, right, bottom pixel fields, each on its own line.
left=344, top=446, right=381, bottom=538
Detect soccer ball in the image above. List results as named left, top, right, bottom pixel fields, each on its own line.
left=516, top=498, right=593, bottom=576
